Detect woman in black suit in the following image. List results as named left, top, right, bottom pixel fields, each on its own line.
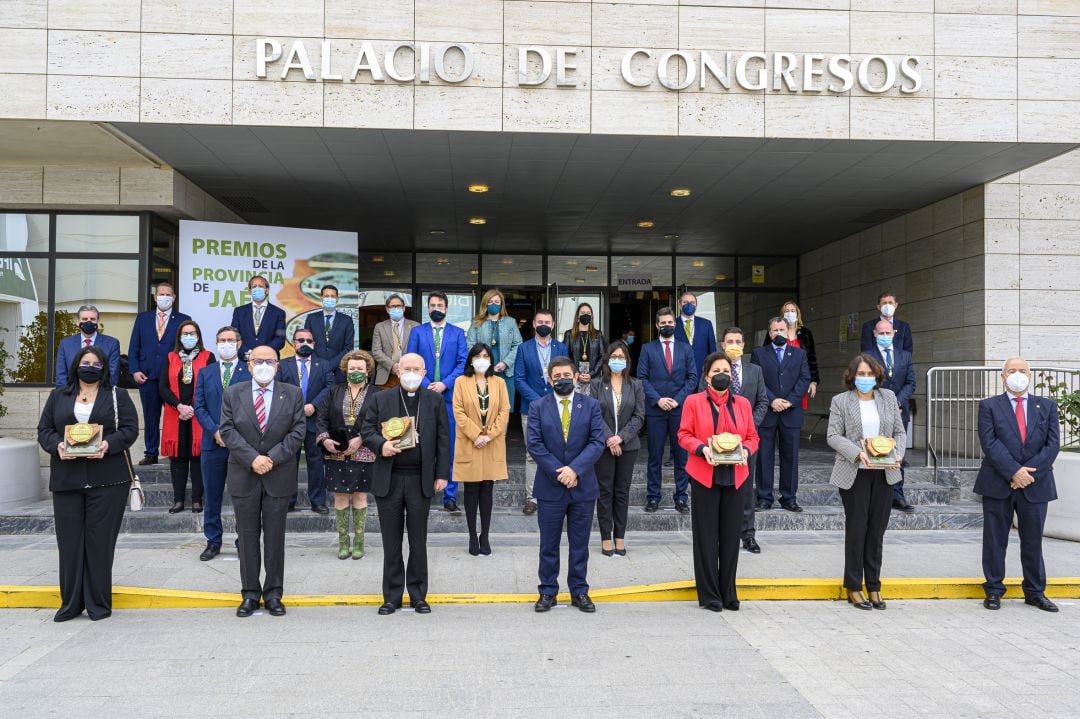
left=588, top=340, right=645, bottom=557
left=37, top=345, right=139, bottom=622
left=563, top=301, right=606, bottom=391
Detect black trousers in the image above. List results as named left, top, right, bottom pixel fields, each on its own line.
left=52, top=482, right=129, bottom=621
left=596, top=449, right=637, bottom=540
left=982, top=490, right=1048, bottom=598
left=232, top=484, right=291, bottom=602
left=170, top=456, right=203, bottom=504
left=463, top=480, right=494, bottom=541
left=375, top=470, right=430, bottom=605
left=741, top=451, right=758, bottom=541
left=839, top=469, right=892, bottom=592
left=691, top=479, right=749, bottom=607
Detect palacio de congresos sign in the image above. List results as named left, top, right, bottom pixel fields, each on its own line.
left=255, top=39, right=924, bottom=95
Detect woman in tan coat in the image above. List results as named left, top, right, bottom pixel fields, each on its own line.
left=453, top=342, right=510, bottom=556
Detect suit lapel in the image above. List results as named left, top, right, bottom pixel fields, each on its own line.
left=88, top=387, right=113, bottom=427
left=1000, top=393, right=1025, bottom=446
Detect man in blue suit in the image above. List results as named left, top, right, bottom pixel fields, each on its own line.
left=513, top=308, right=568, bottom=515
left=231, top=275, right=286, bottom=360
left=871, top=319, right=917, bottom=512
left=305, top=284, right=353, bottom=382
left=750, top=317, right=811, bottom=512
left=56, top=304, right=121, bottom=386
left=193, top=325, right=249, bottom=561
left=860, top=291, right=913, bottom=354
left=975, top=357, right=1061, bottom=613
left=276, top=328, right=333, bottom=515
left=674, top=291, right=717, bottom=379
left=637, top=307, right=698, bottom=514
left=128, top=281, right=190, bottom=465
left=405, top=290, right=468, bottom=512
left=527, top=356, right=606, bottom=613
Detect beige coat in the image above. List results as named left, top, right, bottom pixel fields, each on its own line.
left=452, top=374, right=510, bottom=482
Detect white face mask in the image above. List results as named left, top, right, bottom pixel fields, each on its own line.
left=217, top=342, right=238, bottom=360
left=252, top=364, right=275, bottom=384
left=1006, top=372, right=1030, bottom=393
left=156, top=295, right=174, bottom=311
left=400, top=371, right=423, bottom=391
left=880, top=303, right=896, bottom=318
left=472, top=359, right=491, bottom=375
left=783, top=311, right=798, bottom=325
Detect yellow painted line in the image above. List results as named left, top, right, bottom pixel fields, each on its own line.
left=2, top=578, right=1079, bottom=609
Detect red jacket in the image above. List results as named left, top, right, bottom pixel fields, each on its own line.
left=160, top=351, right=211, bottom=458
left=678, top=390, right=760, bottom=489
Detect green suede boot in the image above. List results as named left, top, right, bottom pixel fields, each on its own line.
left=335, top=509, right=351, bottom=560
left=351, top=507, right=367, bottom=559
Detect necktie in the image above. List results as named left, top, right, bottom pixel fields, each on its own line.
left=254, top=304, right=264, bottom=333
left=324, top=313, right=332, bottom=337
left=560, top=398, right=570, bottom=440
left=222, top=362, right=232, bottom=389
left=433, top=326, right=443, bottom=383
left=776, top=347, right=784, bottom=365
left=300, top=359, right=309, bottom=401
left=664, top=341, right=673, bottom=373
left=884, top=348, right=893, bottom=377
left=1014, top=397, right=1026, bottom=443
left=392, top=321, right=401, bottom=359
left=255, top=387, right=268, bottom=432
left=685, top=318, right=693, bottom=342
left=732, top=362, right=741, bottom=395
left=156, top=312, right=166, bottom=341
left=83, top=338, right=91, bottom=347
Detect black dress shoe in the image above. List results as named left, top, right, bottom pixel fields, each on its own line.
left=168, top=502, right=184, bottom=514
left=663, top=458, right=673, bottom=467
left=743, top=538, right=761, bottom=554
left=848, top=591, right=872, bottom=610
left=412, top=599, right=431, bottom=614
left=469, top=537, right=481, bottom=556
left=703, top=601, right=723, bottom=612
left=571, top=594, right=596, bottom=613
left=614, top=547, right=627, bottom=556
left=674, top=500, right=690, bottom=515
left=191, top=501, right=202, bottom=513
left=199, top=543, right=221, bottom=561
left=1025, top=595, right=1059, bottom=612
left=443, top=500, right=460, bottom=513
left=522, top=499, right=537, bottom=515
left=756, top=501, right=772, bottom=511
left=535, top=594, right=557, bottom=612
left=479, top=536, right=491, bottom=556
left=644, top=499, right=659, bottom=513
left=378, top=602, right=399, bottom=615
left=780, top=502, right=803, bottom=513
left=311, top=504, right=330, bottom=515
left=138, top=455, right=158, bottom=466
left=984, top=595, right=1001, bottom=610
left=892, top=499, right=915, bottom=513
left=724, top=600, right=740, bottom=611
left=264, top=598, right=286, bottom=616
left=236, top=598, right=259, bottom=617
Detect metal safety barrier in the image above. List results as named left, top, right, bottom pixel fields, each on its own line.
left=926, top=365, right=1080, bottom=472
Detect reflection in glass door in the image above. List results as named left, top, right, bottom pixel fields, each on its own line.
left=556, top=292, right=604, bottom=343
left=416, top=288, right=476, bottom=333
left=356, top=288, right=413, bottom=352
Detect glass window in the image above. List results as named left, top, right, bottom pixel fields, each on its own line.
left=55, top=258, right=140, bottom=359
left=0, top=213, right=49, bottom=253
left=482, top=255, right=542, bottom=286
left=56, top=215, right=140, bottom=254
left=677, top=256, right=735, bottom=288
left=690, top=291, right=736, bottom=344
left=415, top=253, right=477, bottom=285
left=557, top=293, right=603, bottom=341
left=612, top=256, right=672, bottom=288
left=548, top=256, right=608, bottom=287
left=737, top=257, right=797, bottom=288
left=359, top=252, right=412, bottom=284
left=0, top=257, right=49, bottom=382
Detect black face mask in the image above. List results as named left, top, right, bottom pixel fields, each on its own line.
left=77, top=367, right=103, bottom=384
left=429, top=310, right=446, bottom=323
left=579, top=314, right=592, bottom=325
left=552, top=378, right=575, bottom=396
left=79, top=321, right=98, bottom=335
left=295, top=344, right=314, bottom=357
left=658, top=325, right=676, bottom=338
left=711, top=374, right=731, bottom=392
left=535, top=325, right=553, bottom=338
left=771, top=334, right=788, bottom=347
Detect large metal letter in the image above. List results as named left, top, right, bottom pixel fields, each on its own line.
left=857, top=55, right=895, bottom=94
left=385, top=43, right=416, bottom=83
left=350, top=42, right=385, bottom=82
left=321, top=40, right=342, bottom=82
left=735, top=52, right=767, bottom=91
left=827, top=54, right=853, bottom=93
left=256, top=38, right=282, bottom=79
left=802, top=54, right=825, bottom=93
left=434, top=44, right=473, bottom=83
left=621, top=48, right=651, bottom=88
left=899, top=56, right=922, bottom=94
left=518, top=46, right=552, bottom=86
left=281, top=40, right=315, bottom=80
left=773, top=52, right=798, bottom=92
left=699, top=51, right=732, bottom=91
left=555, top=47, right=578, bottom=87
left=657, top=50, right=696, bottom=91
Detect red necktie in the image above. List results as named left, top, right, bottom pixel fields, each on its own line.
left=1014, top=397, right=1026, bottom=443
left=255, top=388, right=268, bottom=432
left=664, top=341, right=672, bottom=373
left=83, top=338, right=91, bottom=347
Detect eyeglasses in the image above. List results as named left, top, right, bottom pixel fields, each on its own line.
left=295, top=339, right=314, bottom=345
left=79, top=362, right=104, bottom=370
left=250, top=359, right=278, bottom=367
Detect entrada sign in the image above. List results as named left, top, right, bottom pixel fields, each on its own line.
left=256, top=39, right=923, bottom=95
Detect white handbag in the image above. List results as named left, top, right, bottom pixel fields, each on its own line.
left=114, top=387, right=145, bottom=511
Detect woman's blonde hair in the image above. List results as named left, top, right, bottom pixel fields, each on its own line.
left=779, top=299, right=803, bottom=329
left=472, top=288, right=507, bottom=326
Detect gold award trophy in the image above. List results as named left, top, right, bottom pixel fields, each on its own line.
left=708, top=432, right=745, bottom=465
left=864, top=435, right=900, bottom=469
left=64, top=422, right=104, bottom=456
left=381, top=416, right=416, bottom=450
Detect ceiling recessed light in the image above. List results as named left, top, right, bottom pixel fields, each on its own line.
left=429, top=229, right=446, bottom=236
left=670, top=188, right=692, bottom=197
left=469, top=269, right=479, bottom=275
left=566, top=259, right=578, bottom=266
left=470, top=280, right=478, bottom=285
left=585, top=266, right=598, bottom=273
left=636, top=220, right=655, bottom=228
left=436, top=257, right=450, bottom=265
left=664, top=233, right=679, bottom=240
left=383, top=270, right=395, bottom=277
left=629, top=260, right=642, bottom=267
left=501, top=258, right=514, bottom=265
left=371, top=256, right=384, bottom=263
left=574, top=278, right=586, bottom=284
left=692, top=260, right=705, bottom=268
left=715, top=274, right=727, bottom=281
left=469, top=216, right=487, bottom=225
left=468, top=183, right=490, bottom=193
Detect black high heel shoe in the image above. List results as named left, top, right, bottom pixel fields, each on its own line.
left=868, top=591, right=886, bottom=610
left=468, top=536, right=480, bottom=556
left=479, top=535, right=491, bottom=556
left=601, top=545, right=614, bottom=557
left=847, top=590, right=872, bottom=610
left=614, top=544, right=627, bottom=556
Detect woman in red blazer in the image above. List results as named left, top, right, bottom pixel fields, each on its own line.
left=678, top=351, right=760, bottom=612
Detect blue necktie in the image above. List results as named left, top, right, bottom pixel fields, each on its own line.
left=300, top=359, right=309, bottom=401
left=776, top=347, right=784, bottom=365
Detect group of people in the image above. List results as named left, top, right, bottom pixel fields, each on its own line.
left=38, top=280, right=1063, bottom=620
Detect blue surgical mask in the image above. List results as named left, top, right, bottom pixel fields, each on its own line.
left=322, top=297, right=337, bottom=311
left=682, top=303, right=696, bottom=316
left=180, top=334, right=198, bottom=350
left=876, top=334, right=893, bottom=349
left=854, top=377, right=877, bottom=394
left=608, top=358, right=627, bottom=374
left=625, top=336, right=635, bottom=346
left=249, top=286, right=267, bottom=302
left=388, top=307, right=404, bottom=321
left=487, top=303, right=501, bottom=316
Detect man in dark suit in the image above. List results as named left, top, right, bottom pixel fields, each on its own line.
left=871, top=319, right=917, bottom=513
left=675, top=291, right=717, bottom=379
left=56, top=304, right=121, bottom=386
left=405, top=290, right=468, bottom=512
left=860, top=291, right=913, bottom=354
left=219, top=344, right=306, bottom=617
left=528, top=356, right=606, bottom=613
left=305, top=284, right=354, bottom=382
left=975, top=357, right=1061, bottom=613
left=637, top=307, right=698, bottom=514
left=128, top=281, right=190, bottom=465
left=193, top=325, right=249, bottom=561
left=513, top=308, right=568, bottom=515
left=276, top=327, right=333, bottom=514
left=720, top=327, right=770, bottom=553
left=361, top=352, right=450, bottom=616
left=750, top=317, right=811, bottom=512
left=230, top=274, right=286, bottom=360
